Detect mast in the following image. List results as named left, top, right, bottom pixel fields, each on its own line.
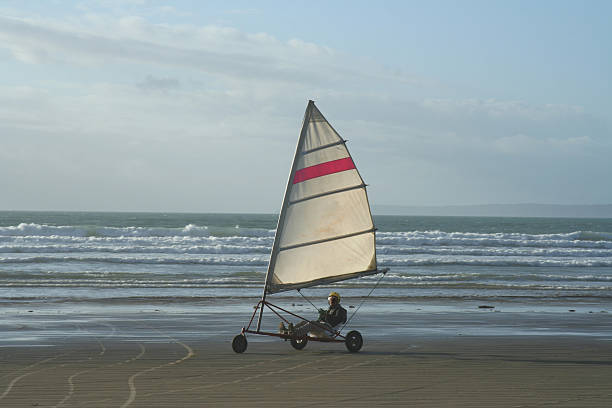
left=256, top=100, right=314, bottom=331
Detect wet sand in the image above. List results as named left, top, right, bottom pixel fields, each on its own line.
left=1, top=311, right=611, bottom=407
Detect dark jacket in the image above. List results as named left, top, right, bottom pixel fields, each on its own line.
left=322, top=304, right=347, bottom=327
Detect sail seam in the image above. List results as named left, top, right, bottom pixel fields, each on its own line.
left=278, top=228, right=375, bottom=252
left=289, top=184, right=365, bottom=205
left=301, top=140, right=346, bottom=155
left=267, top=268, right=381, bottom=294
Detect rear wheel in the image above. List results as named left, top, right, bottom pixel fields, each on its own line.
left=345, top=330, right=363, bottom=352
left=232, top=334, right=248, bottom=353
left=290, top=336, right=308, bottom=350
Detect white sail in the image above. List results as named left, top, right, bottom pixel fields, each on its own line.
left=265, top=101, right=379, bottom=294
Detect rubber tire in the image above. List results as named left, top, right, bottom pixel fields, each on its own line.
left=290, top=337, right=308, bottom=350
left=345, top=330, right=363, bottom=352
left=232, top=334, right=248, bottom=353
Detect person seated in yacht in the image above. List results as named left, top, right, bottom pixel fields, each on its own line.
left=279, top=291, right=347, bottom=338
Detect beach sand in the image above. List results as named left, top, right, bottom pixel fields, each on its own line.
left=1, top=310, right=611, bottom=407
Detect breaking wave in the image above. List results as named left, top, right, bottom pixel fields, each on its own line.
left=1, top=218, right=611, bottom=297
left=0, top=223, right=274, bottom=238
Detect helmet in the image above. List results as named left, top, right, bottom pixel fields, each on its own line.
left=328, top=291, right=340, bottom=301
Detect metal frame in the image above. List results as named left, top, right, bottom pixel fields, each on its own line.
left=242, top=299, right=346, bottom=343
left=257, top=101, right=315, bottom=331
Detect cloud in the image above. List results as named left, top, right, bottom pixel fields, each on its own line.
left=225, top=8, right=260, bottom=16
left=421, top=98, right=585, bottom=120
left=390, top=97, right=608, bottom=159
left=0, top=15, right=342, bottom=85
left=0, top=78, right=308, bottom=211
left=137, top=75, right=180, bottom=91
left=0, top=10, right=610, bottom=210
left=493, top=133, right=594, bottom=156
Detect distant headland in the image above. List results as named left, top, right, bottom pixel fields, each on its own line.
left=373, top=204, right=612, bottom=218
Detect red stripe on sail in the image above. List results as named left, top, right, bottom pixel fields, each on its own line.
left=293, top=157, right=356, bottom=184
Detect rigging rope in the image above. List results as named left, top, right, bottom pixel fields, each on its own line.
left=297, top=289, right=319, bottom=311
left=340, top=270, right=387, bottom=332
left=296, top=269, right=388, bottom=332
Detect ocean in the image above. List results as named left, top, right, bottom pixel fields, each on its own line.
left=1, top=211, right=611, bottom=314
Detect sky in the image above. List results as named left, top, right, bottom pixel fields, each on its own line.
left=1, top=0, right=611, bottom=213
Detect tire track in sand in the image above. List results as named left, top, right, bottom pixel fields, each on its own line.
left=0, top=322, right=98, bottom=401
left=120, top=334, right=194, bottom=408
left=52, top=322, right=115, bottom=408
left=0, top=322, right=88, bottom=384
left=143, top=353, right=298, bottom=393
left=54, top=343, right=146, bottom=408
left=144, top=354, right=345, bottom=398
left=0, top=354, right=68, bottom=401
left=54, top=321, right=146, bottom=408
left=275, top=346, right=419, bottom=388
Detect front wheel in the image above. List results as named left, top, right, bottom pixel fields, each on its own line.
left=290, top=336, right=308, bottom=350
left=345, top=330, right=363, bottom=352
left=232, top=334, right=248, bottom=353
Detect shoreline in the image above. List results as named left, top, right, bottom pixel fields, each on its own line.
left=3, top=301, right=611, bottom=348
